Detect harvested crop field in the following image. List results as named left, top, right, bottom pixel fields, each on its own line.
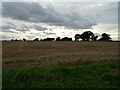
left=2, top=41, right=119, bottom=69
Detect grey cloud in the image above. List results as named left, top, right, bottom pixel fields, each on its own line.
left=16, top=24, right=30, bottom=31
left=2, top=35, right=15, bottom=40
left=2, top=2, right=39, bottom=22
left=2, top=2, right=97, bottom=29
left=97, top=3, right=118, bottom=24
left=2, top=21, right=48, bottom=32
left=33, top=25, right=48, bottom=31
left=2, top=2, right=54, bottom=22
left=6, top=22, right=16, bottom=28
left=2, top=22, right=16, bottom=30
left=21, top=24, right=30, bottom=30
left=1, top=23, right=16, bottom=33
left=43, top=32, right=56, bottom=35
left=2, top=25, right=12, bottom=30
left=2, top=22, right=30, bottom=32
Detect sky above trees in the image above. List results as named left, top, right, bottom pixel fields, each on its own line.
left=0, top=1, right=118, bottom=40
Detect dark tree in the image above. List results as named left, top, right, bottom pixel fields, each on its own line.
left=33, top=38, right=39, bottom=41
left=80, top=31, right=94, bottom=41
left=23, top=38, right=26, bottom=41
left=99, top=33, right=111, bottom=41
left=74, top=34, right=81, bottom=41
left=41, top=38, right=54, bottom=41
left=15, top=39, right=19, bottom=41
left=56, top=37, right=61, bottom=41
left=91, top=34, right=98, bottom=41
left=61, top=37, right=72, bottom=41
left=40, top=39, right=43, bottom=41
left=11, top=39, right=14, bottom=41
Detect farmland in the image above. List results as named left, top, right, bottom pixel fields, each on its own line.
left=2, top=41, right=119, bottom=88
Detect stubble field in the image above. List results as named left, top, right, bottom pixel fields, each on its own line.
left=2, top=41, right=118, bottom=68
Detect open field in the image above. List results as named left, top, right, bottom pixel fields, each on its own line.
left=2, top=41, right=119, bottom=88
left=2, top=41, right=119, bottom=69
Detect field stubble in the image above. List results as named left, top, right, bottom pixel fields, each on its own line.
left=2, top=41, right=119, bottom=69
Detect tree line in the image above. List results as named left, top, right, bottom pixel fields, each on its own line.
left=10, top=31, right=112, bottom=42
left=74, top=31, right=111, bottom=41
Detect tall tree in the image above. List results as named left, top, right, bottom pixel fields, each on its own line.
left=80, top=31, right=94, bottom=41
left=23, top=38, right=26, bottom=41
left=74, top=34, right=81, bottom=41
left=99, top=33, right=111, bottom=41
left=91, top=34, right=98, bottom=41
left=33, top=38, right=39, bottom=41
left=56, top=37, right=61, bottom=41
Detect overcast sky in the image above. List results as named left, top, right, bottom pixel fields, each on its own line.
left=1, top=2, right=118, bottom=40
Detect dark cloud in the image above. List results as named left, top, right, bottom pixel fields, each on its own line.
left=2, top=2, right=97, bottom=29
left=2, top=2, right=40, bottom=22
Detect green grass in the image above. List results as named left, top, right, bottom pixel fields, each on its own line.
left=2, top=60, right=119, bottom=88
